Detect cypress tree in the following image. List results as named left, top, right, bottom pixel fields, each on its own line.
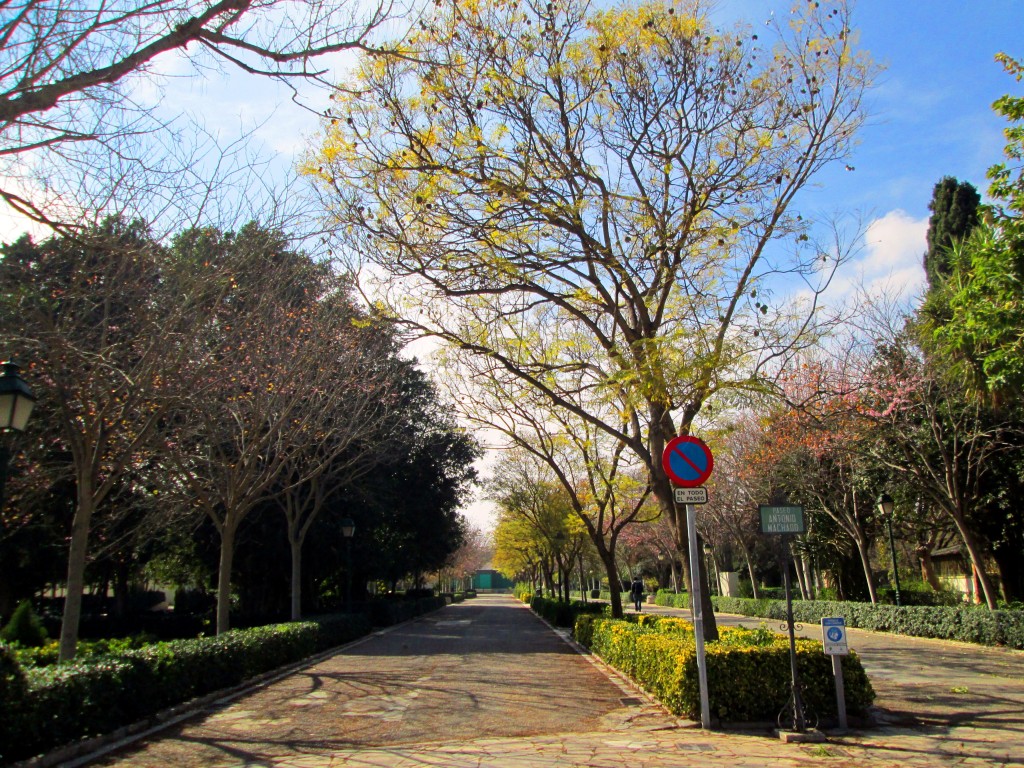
left=924, top=176, right=981, bottom=291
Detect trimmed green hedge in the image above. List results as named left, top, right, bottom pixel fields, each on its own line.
left=712, top=597, right=1024, bottom=650
left=575, top=615, right=874, bottom=724
left=654, top=590, right=691, bottom=609
left=529, top=596, right=607, bottom=628
left=1, top=613, right=373, bottom=766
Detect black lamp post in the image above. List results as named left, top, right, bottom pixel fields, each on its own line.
left=877, top=493, right=902, bottom=606
left=341, top=517, right=355, bottom=613
left=0, top=361, right=37, bottom=510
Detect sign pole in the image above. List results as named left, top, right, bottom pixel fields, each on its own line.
left=782, top=537, right=806, bottom=732
left=832, top=656, right=847, bottom=730
left=686, top=502, right=711, bottom=729
left=821, top=617, right=849, bottom=731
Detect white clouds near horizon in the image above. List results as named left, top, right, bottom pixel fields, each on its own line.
left=820, top=209, right=927, bottom=307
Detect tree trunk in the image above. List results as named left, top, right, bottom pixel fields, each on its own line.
left=916, top=545, right=943, bottom=591
left=738, top=540, right=760, bottom=599
left=59, top=476, right=95, bottom=662
left=794, top=555, right=809, bottom=600
left=992, top=548, right=1022, bottom=603
left=216, top=519, right=238, bottom=634
left=579, top=555, right=586, bottom=601
left=599, top=549, right=624, bottom=618
left=801, top=555, right=815, bottom=600
left=854, top=535, right=878, bottom=604
left=951, top=512, right=999, bottom=609
left=290, top=535, right=304, bottom=621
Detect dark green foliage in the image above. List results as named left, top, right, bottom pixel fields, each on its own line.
left=1, top=613, right=373, bottom=765
left=580, top=617, right=873, bottom=723
left=529, top=596, right=606, bottom=628
left=924, top=176, right=981, bottom=291
left=653, top=590, right=691, bottom=609
left=0, top=600, right=48, bottom=647
left=0, top=643, right=28, bottom=762
left=712, top=596, right=1024, bottom=649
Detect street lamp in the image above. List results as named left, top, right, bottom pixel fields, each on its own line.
left=0, top=361, right=37, bottom=510
left=877, top=493, right=902, bottom=606
left=341, top=517, right=355, bottom=613
left=703, top=544, right=717, bottom=596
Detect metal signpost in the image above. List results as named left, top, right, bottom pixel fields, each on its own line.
left=821, top=617, right=849, bottom=730
left=759, top=503, right=807, bottom=733
left=662, top=436, right=713, bottom=730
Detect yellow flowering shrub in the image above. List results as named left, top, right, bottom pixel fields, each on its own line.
left=579, top=616, right=874, bottom=722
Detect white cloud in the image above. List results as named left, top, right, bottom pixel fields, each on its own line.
left=859, top=209, right=928, bottom=298
left=818, top=209, right=927, bottom=306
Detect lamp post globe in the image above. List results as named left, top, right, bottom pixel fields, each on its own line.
left=0, top=361, right=36, bottom=433
left=0, top=361, right=36, bottom=510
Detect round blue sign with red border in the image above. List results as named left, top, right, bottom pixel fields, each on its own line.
left=662, top=436, right=714, bottom=488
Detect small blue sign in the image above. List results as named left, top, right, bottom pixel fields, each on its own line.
left=821, top=617, right=848, bottom=656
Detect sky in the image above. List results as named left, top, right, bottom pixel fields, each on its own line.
left=4, top=0, right=1023, bottom=531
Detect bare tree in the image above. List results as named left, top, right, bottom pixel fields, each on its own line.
left=1, top=0, right=400, bottom=228
left=444, top=524, right=491, bottom=592
left=275, top=318, right=406, bottom=621
left=161, top=223, right=397, bottom=633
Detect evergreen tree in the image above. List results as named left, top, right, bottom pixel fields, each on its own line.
left=0, top=600, right=48, bottom=647
left=924, top=176, right=981, bottom=291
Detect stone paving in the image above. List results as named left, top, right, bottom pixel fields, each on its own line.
left=68, top=595, right=1024, bottom=767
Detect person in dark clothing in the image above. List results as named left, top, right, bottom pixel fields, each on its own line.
left=630, top=576, right=644, bottom=612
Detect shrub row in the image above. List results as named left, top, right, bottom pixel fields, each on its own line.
left=529, top=596, right=607, bottom=628
left=653, top=590, right=691, bottom=609
left=574, top=614, right=874, bottom=724
left=1, top=612, right=376, bottom=765
left=712, top=597, right=1024, bottom=650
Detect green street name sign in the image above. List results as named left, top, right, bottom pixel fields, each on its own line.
left=759, top=504, right=805, bottom=534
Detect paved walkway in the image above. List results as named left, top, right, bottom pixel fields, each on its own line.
left=74, top=595, right=1023, bottom=767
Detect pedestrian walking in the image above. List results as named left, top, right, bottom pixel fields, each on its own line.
left=630, top=576, right=644, bottom=612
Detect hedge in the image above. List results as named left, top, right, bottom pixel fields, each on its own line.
left=653, top=590, right=691, bottom=609
left=575, top=614, right=874, bottom=724
left=712, top=597, right=1024, bottom=650
left=529, top=596, right=607, bottom=628
left=0, top=612, right=374, bottom=766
